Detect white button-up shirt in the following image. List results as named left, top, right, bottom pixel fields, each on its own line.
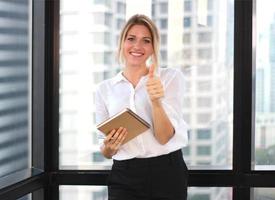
left=95, top=67, right=188, bottom=160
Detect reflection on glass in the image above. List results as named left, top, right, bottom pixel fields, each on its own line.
left=0, top=0, right=31, bottom=177
left=253, top=188, right=275, bottom=200
left=255, top=0, right=275, bottom=170
left=59, top=0, right=234, bottom=170
left=188, top=187, right=232, bottom=200
left=60, top=186, right=107, bottom=200
left=60, top=186, right=232, bottom=200
left=17, top=193, right=31, bottom=200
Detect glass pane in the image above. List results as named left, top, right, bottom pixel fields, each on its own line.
left=60, top=186, right=107, bottom=200
left=59, top=0, right=234, bottom=170
left=60, top=186, right=232, bottom=200
left=0, top=0, right=31, bottom=177
left=253, top=188, right=275, bottom=200
left=188, top=187, right=232, bottom=200
left=254, top=0, right=275, bottom=170
left=17, top=193, right=31, bottom=200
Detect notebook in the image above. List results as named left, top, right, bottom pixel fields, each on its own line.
left=96, top=108, right=150, bottom=144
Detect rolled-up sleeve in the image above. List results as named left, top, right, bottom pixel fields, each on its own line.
left=161, top=69, right=189, bottom=146
left=94, top=84, right=109, bottom=146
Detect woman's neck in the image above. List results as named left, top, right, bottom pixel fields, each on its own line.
left=122, top=65, right=149, bottom=87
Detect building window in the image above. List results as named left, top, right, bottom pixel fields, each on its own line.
left=197, top=145, right=211, bottom=155
left=197, top=113, right=211, bottom=124
left=207, top=15, right=213, bottom=27
left=93, top=152, right=105, bottom=162
left=116, top=19, right=125, bottom=29
left=198, top=48, right=212, bottom=59
left=183, top=49, right=192, bottom=59
left=161, top=34, right=167, bottom=45
left=160, top=50, right=167, bottom=61
left=197, top=80, right=211, bottom=91
left=159, top=2, right=168, bottom=14
left=208, top=0, right=213, bottom=11
left=184, top=0, right=192, bottom=12
left=198, top=32, right=212, bottom=43
left=183, top=33, right=191, bottom=44
left=197, top=65, right=212, bottom=76
left=0, top=0, right=31, bottom=178
left=160, top=19, right=168, bottom=29
left=104, top=13, right=112, bottom=26
left=197, top=97, right=212, bottom=107
left=184, top=17, right=191, bottom=28
left=117, top=2, right=126, bottom=14
left=197, top=129, right=211, bottom=139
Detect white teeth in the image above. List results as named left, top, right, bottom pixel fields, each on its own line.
left=130, top=52, right=143, bottom=57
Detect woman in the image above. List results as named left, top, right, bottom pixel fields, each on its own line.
left=95, top=14, right=189, bottom=200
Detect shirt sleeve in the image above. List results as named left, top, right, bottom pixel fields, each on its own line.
left=161, top=69, right=189, bottom=145
left=94, top=84, right=109, bottom=146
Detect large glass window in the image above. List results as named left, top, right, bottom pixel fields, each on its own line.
left=0, top=0, right=31, bottom=178
left=60, top=186, right=232, bottom=200
left=254, top=0, right=275, bottom=170
left=60, top=186, right=107, bottom=200
left=59, top=0, right=234, bottom=171
left=253, top=188, right=275, bottom=200
left=188, top=187, right=232, bottom=200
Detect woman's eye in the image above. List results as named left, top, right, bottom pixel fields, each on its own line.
left=127, top=37, right=134, bottom=41
left=144, top=39, right=151, bottom=43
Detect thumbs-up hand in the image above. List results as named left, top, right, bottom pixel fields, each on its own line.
left=146, top=63, right=164, bottom=104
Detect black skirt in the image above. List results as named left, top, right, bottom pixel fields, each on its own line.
left=107, top=149, right=188, bottom=200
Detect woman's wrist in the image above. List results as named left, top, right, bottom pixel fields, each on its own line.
left=101, top=144, right=117, bottom=159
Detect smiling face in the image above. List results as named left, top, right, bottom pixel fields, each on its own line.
left=123, top=25, right=154, bottom=68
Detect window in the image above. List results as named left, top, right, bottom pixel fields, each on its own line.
left=197, top=129, right=211, bottom=139
left=116, top=19, right=124, bottom=29
left=197, top=65, right=212, bottom=76
left=188, top=188, right=232, bottom=200
left=253, top=188, right=275, bottom=199
left=184, top=17, right=191, bottom=28
left=183, top=49, right=192, bottom=59
left=60, top=186, right=108, bottom=200
left=0, top=0, right=31, bottom=178
left=198, top=48, right=212, bottom=59
left=197, top=146, right=211, bottom=156
left=160, top=50, right=167, bottom=61
left=183, top=33, right=191, bottom=44
left=160, top=34, right=167, bottom=45
left=160, top=18, right=167, bottom=29
left=117, top=2, right=125, bottom=14
left=198, top=32, right=212, bottom=43
left=159, top=2, right=168, bottom=14
left=184, top=0, right=192, bottom=12
left=207, top=15, right=213, bottom=27
left=59, top=0, right=233, bottom=178
left=255, top=0, right=275, bottom=170
left=197, top=97, right=212, bottom=107
left=197, top=80, right=211, bottom=91
left=93, top=152, right=105, bottom=162
left=197, top=113, right=211, bottom=124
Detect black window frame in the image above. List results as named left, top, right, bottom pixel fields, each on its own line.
left=0, top=0, right=275, bottom=200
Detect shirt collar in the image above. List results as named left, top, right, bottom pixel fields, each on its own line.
left=111, top=69, right=155, bottom=86
left=111, top=71, right=128, bottom=85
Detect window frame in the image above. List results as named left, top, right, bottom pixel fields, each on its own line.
left=46, top=0, right=275, bottom=199
left=1, top=0, right=275, bottom=200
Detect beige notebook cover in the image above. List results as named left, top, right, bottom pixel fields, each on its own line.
left=96, top=108, right=150, bottom=144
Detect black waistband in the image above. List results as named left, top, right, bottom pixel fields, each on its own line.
left=113, top=149, right=183, bottom=167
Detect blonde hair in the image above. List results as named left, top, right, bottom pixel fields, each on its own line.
left=117, top=14, right=160, bottom=68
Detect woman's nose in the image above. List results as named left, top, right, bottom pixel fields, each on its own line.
left=133, top=41, right=142, bottom=50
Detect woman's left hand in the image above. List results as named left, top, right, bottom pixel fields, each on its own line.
left=146, top=64, right=164, bottom=103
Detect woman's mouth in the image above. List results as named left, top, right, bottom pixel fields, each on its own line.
left=130, top=52, right=144, bottom=57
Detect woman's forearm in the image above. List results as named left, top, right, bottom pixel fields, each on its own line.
left=151, top=100, right=175, bottom=144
